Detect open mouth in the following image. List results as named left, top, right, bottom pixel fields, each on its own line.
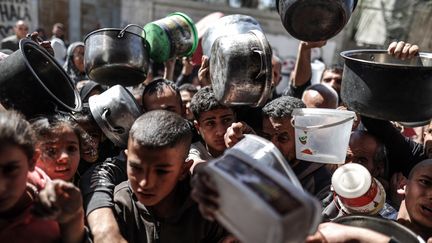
left=421, top=205, right=432, bottom=215
left=55, top=166, right=70, bottom=172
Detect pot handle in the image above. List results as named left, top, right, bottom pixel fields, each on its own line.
left=252, top=48, right=266, bottom=79
left=290, top=116, right=354, bottom=132
left=118, top=24, right=147, bottom=40
left=101, top=108, right=125, bottom=134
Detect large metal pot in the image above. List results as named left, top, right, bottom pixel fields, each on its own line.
left=276, top=0, right=357, bottom=41
left=341, top=50, right=432, bottom=122
left=334, top=215, right=424, bottom=243
left=84, top=24, right=150, bottom=86
left=89, top=85, right=143, bottom=148
left=0, top=39, right=81, bottom=118
left=210, top=30, right=272, bottom=107
left=201, top=14, right=263, bottom=58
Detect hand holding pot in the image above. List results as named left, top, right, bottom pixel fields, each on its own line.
left=301, top=40, right=327, bottom=50
left=27, top=31, right=55, bottom=56
left=387, top=41, right=419, bottom=60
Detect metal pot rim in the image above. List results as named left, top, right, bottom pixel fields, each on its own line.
left=19, top=39, right=81, bottom=112
left=341, top=49, right=432, bottom=69
left=84, top=27, right=145, bottom=43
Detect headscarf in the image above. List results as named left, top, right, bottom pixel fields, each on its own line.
left=63, top=41, right=87, bottom=84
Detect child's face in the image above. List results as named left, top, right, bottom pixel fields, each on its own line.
left=0, top=145, right=33, bottom=213
left=195, top=108, right=235, bottom=156
left=126, top=139, right=190, bottom=206
left=36, top=126, right=80, bottom=181
left=405, top=164, right=432, bottom=229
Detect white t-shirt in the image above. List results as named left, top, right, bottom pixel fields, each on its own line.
left=51, top=37, right=67, bottom=65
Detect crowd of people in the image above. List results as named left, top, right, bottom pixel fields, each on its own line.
left=0, top=14, right=431, bottom=243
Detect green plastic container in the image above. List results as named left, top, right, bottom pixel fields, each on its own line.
left=144, top=12, right=198, bottom=63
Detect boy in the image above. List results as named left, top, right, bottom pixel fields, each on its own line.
left=113, top=110, right=228, bottom=242
left=189, top=86, right=235, bottom=169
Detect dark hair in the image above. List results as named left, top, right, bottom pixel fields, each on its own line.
left=179, top=83, right=198, bottom=94
left=323, top=64, right=343, bottom=75
left=0, top=110, right=35, bottom=160
left=190, top=86, right=230, bottom=120
left=129, top=110, right=192, bottom=151
left=31, top=114, right=87, bottom=150
left=262, top=96, right=306, bottom=119
left=141, top=78, right=181, bottom=109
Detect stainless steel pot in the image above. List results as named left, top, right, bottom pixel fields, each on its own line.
left=340, top=50, right=432, bottom=122
left=276, top=0, right=357, bottom=41
left=0, top=39, right=81, bottom=118
left=201, top=14, right=263, bottom=58
left=210, top=30, right=272, bottom=107
left=84, top=24, right=150, bottom=86
left=89, top=85, right=143, bottom=148
left=334, top=215, right=424, bottom=243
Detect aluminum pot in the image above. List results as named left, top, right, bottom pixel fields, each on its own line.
left=0, top=39, right=81, bottom=119
left=210, top=30, right=272, bottom=107
left=276, top=0, right=357, bottom=41
left=84, top=24, right=150, bottom=86
left=89, top=85, right=143, bottom=148
left=334, top=215, right=424, bottom=243
left=201, top=14, right=263, bottom=58
left=341, top=50, right=432, bottom=122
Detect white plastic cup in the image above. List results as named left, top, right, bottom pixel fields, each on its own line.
left=291, top=108, right=355, bottom=164
left=332, top=163, right=386, bottom=215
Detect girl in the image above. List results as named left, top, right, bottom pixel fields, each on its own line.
left=31, top=114, right=86, bottom=183
left=0, top=110, right=86, bottom=243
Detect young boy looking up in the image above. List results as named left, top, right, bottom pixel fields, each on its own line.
left=114, top=110, right=228, bottom=242
left=189, top=87, right=235, bottom=169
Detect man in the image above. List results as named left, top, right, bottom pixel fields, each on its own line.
left=0, top=20, right=29, bottom=51
left=51, top=23, right=67, bottom=65
left=301, top=83, right=338, bottom=109
left=283, top=41, right=343, bottom=100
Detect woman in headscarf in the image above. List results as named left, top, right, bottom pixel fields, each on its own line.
left=63, top=41, right=87, bottom=85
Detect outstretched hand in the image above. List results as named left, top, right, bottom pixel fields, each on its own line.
left=198, top=55, right=211, bottom=87
left=224, top=122, right=255, bottom=148
left=33, top=179, right=83, bottom=224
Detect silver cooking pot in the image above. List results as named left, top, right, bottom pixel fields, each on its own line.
left=210, top=30, right=272, bottom=107
left=89, top=85, right=143, bottom=148
left=276, top=0, right=358, bottom=41
left=201, top=14, right=263, bottom=58
left=84, top=24, right=150, bottom=86
left=334, top=215, right=425, bottom=243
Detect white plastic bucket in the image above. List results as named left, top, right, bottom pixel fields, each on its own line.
left=291, top=108, right=355, bottom=164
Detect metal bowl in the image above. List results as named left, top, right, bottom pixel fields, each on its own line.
left=89, top=85, right=142, bottom=148
left=341, top=50, right=432, bottom=122
left=334, top=215, right=424, bottom=243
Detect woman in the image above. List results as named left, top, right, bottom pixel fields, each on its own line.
left=63, top=41, right=87, bottom=85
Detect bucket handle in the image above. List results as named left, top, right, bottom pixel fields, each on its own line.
left=290, top=116, right=354, bottom=132
left=252, top=48, right=266, bottom=79
left=118, top=24, right=147, bottom=40
left=101, top=108, right=125, bottom=134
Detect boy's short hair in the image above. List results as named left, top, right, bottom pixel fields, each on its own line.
left=190, top=86, right=229, bottom=120
left=179, top=83, right=198, bottom=94
left=0, top=110, right=35, bottom=160
left=262, top=96, right=306, bottom=119
left=129, top=110, right=192, bottom=150
left=141, top=78, right=181, bottom=109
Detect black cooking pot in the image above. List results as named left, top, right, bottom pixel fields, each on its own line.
left=276, top=0, right=357, bottom=41
left=334, top=215, right=424, bottom=243
left=84, top=24, right=150, bottom=86
left=341, top=50, right=432, bottom=122
left=0, top=39, right=81, bottom=118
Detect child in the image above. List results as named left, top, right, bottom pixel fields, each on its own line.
left=0, top=110, right=86, bottom=243
left=189, top=86, right=235, bottom=167
left=31, top=114, right=85, bottom=182
left=113, top=110, right=228, bottom=242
